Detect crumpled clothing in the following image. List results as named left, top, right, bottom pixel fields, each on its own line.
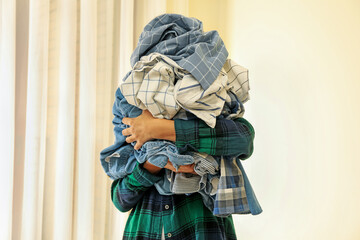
left=102, top=138, right=221, bottom=213
left=120, top=53, right=184, bottom=120
left=191, top=151, right=219, bottom=176
left=100, top=88, right=204, bottom=179
left=213, top=156, right=249, bottom=217
left=164, top=169, right=220, bottom=213
left=130, top=13, right=228, bottom=91
left=175, top=58, right=250, bottom=124
left=165, top=151, right=219, bottom=194
left=167, top=172, right=207, bottom=194
left=134, top=140, right=195, bottom=170
left=100, top=12, right=261, bottom=217
left=120, top=52, right=250, bottom=128
left=100, top=85, right=256, bottom=216
left=99, top=88, right=251, bottom=216
left=124, top=140, right=221, bottom=203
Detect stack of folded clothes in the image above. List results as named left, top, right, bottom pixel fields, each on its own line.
left=100, top=13, right=262, bottom=217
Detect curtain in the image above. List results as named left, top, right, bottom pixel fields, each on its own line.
left=0, top=0, right=235, bottom=239
left=0, top=0, right=16, bottom=239
left=0, top=0, right=177, bottom=239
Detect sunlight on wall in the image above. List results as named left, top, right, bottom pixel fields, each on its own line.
left=227, top=0, right=360, bottom=239
left=162, top=0, right=360, bottom=239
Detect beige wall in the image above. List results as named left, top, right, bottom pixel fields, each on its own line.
left=170, top=0, right=360, bottom=239
left=228, top=1, right=360, bottom=239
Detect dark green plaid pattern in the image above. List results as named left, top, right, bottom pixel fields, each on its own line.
left=110, top=117, right=255, bottom=239
left=112, top=162, right=237, bottom=240
left=174, top=117, right=255, bottom=159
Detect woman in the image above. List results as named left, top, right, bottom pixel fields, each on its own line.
left=111, top=108, right=255, bottom=239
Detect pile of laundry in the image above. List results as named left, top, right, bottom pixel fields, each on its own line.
left=100, top=13, right=262, bottom=217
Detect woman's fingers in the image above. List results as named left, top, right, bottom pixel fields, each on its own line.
left=164, top=161, right=197, bottom=174
left=177, top=163, right=196, bottom=173
left=134, top=140, right=144, bottom=150
left=164, top=161, right=177, bottom=172
left=125, top=134, right=143, bottom=150
left=122, top=127, right=132, bottom=136
left=122, top=117, right=133, bottom=125
left=121, top=109, right=156, bottom=149
left=125, top=135, right=136, bottom=143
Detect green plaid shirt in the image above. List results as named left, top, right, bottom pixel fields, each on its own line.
left=111, top=117, right=255, bottom=239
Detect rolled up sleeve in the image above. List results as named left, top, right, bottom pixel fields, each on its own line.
left=111, top=162, right=163, bottom=212
left=174, top=117, right=255, bottom=159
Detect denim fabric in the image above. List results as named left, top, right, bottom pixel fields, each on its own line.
left=103, top=147, right=137, bottom=180
left=100, top=88, right=142, bottom=180
left=134, top=140, right=195, bottom=170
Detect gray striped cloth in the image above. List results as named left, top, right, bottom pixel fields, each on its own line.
left=166, top=152, right=220, bottom=194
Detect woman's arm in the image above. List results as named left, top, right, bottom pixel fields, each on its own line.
left=123, top=112, right=255, bottom=159
left=111, top=159, right=198, bottom=213
left=121, top=109, right=175, bottom=149
left=111, top=161, right=163, bottom=212
left=172, top=117, right=255, bottom=159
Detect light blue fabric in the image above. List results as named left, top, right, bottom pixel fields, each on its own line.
left=130, top=13, right=228, bottom=91
left=134, top=140, right=195, bottom=170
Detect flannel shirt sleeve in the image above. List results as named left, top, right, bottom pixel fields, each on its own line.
left=111, top=161, right=163, bottom=212
left=174, top=117, right=255, bottom=159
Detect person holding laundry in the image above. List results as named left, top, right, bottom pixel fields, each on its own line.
left=110, top=106, right=255, bottom=240
left=100, top=13, right=262, bottom=240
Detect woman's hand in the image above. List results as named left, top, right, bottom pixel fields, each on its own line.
left=164, top=160, right=198, bottom=175
left=122, top=109, right=157, bottom=150
left=142, top=159, right=199, bottom=176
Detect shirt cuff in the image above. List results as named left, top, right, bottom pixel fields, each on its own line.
left=234, top=117, right=255, bottom=160
left=131, top=162, right=163, bottom=187
left=235, top=117, right=255, bottom=139
left=174, top=119, right=200, bottom=153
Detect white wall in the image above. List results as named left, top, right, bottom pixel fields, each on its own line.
left=228, top=0, right=360, bottom=239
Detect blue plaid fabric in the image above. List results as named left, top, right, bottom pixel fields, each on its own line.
left=130, top=13, right=228, bottom=91
left=213, top=156, right=250, bottom=216
left=121, top=52, right=250, bottom=128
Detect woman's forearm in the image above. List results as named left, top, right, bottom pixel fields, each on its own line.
left=173, top=117, right=255, bottom=158
left=150, top=118, right=176, bottom=142
left=142, top=161, right=162, bottom=175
